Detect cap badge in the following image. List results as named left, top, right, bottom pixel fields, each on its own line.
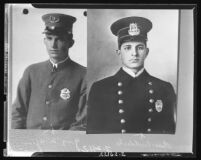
left=60, top=88, right=70, bottom=100
left=155, top=100, right=163, bottom=112
left=128, top=23, right=140, bottom=36
left=49, top=16, right=60, bottom=23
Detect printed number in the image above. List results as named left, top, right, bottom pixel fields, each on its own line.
left=99, top=152, right=126, bottom=157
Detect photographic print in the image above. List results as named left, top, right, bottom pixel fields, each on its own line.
left=5, top=4, right=195, bottom=157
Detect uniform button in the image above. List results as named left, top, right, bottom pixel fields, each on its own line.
left=120, top=119, right=126, bottom=124
left=43, top=117, right=47, bottom=121
left=149, top=89, right=154, bottom=94
left=149, top=99, right=154, bottom=103
left=46, top=101, right=50, bottom=105
left=119, top=109, right=124, bottom=114
left=121, top=129, right=126, bottom=133
left=147, top=118, right=152, bottom=122
left=148, top=81, right=152, bottom=85
left=118, top=90, right=123, bottom=95
left=147, top=128, right=151, bottom=132
left=148, top=108, right=153, bottom=112
left=118, top=99, right=124, bottom=104
left=117, top=82, right=123, bottom=87
left=48, top=84, right=52, bottom=88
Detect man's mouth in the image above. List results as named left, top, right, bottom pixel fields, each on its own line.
left=130, top=59, right=139, bottom=62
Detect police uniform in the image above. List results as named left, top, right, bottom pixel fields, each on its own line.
left=87, top=16, right=176, bottom=134
left=11, top=13, right=87, bottom=130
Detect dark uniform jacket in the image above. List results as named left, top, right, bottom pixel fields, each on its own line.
left=12, top=58, right=87, bottom=130
left=87, top=68, right=176, bottom=134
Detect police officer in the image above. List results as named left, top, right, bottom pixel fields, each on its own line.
left=87, top=16, right=177, bottom=134
left=12, top=13, right=87, bottom=130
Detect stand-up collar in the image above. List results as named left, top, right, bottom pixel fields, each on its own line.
left=49, top=56, right=69, bottom=68
left=47, top=57, right=72, bottom=71
left=122, top=66, right=144, bottom=78
left=114, top=67, right=150, bottom=82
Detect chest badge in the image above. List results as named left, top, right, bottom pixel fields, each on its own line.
left=60, top=88, right=71, bottom=100
left=155, top=100, right=163, bottom=112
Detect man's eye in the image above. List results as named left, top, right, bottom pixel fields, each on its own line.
left=57, top=37, right=64, bottom=41
left=137, top=46, right=144, bottom=50
left=124, top=46, right=131, bottom=50
left=46, top=36, right=52, bottom=40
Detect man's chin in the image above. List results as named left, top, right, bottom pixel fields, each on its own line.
left=126, top=65, right=143, bottom=71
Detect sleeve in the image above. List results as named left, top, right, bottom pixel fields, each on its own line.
left=69, top=75, right=87, bottom=131
left=166, top=82, right=177, bottom=133
left=11, top=67, right=31, bottom=129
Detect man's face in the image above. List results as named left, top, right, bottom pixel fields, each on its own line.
left=120, top=41, right=148, bottom=71
left=44, top=34, right=71, bottom=63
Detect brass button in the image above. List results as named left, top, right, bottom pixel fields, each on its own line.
left=149, top=89, right=154, bottom=94
left=48, top=85, right=52, bottom=88
left=148, top=81, right=152, bottom=85
left=121, top=129, right=126, bottom=133
left=118, top=90, right=123, bottom=95
left=43, top=117, right=47, bottom=121
left=119, top=109, right=124, bottom=114
left=147, top=118, right=152, bottom=122
left=147, top=128, right=151, bottom=132
left=118, top=99, right=124, bottom=104
left=45, top=101, right=50, bottom=105
left=148, top=108, right=153, bottom=112
left=117, top=82, right=123, bottom=87
left=149, top=99, right=154, bottom=103
left=120, top=119, right=126, bottom=124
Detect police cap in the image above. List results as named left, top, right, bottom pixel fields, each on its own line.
left=42, top=13, right=76, bottom=35
left=110, top=16, right=152, bottom=48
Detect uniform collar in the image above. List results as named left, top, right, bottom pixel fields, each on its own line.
left=47, top=57, right=72, bottom=71
left=115, top=67, right=149, bottom=82
left=122, top=66, right=144, bottom=78
left=49, top=56, right=69, bottom=69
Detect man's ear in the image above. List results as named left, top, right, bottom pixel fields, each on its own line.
left=146, top=48, right=149, bottom=56
left=116, top=49, right=121, bottom=55
left=69, top=39, right=74, bottom=48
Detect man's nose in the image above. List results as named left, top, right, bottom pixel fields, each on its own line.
left=51, top=39, right=57, bottom=48
left=131, top=47, right=138, bottom=56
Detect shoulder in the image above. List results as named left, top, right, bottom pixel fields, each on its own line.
left=150, top=75, right=172, bottom=86
left=21, top=61, right=48, bottom=76
left=69, top=60, right=86, bottom=75
left=93, top=75, right=115, bottom=87
left=90, top=75, right=115, bottom=93
left=149, top=74, right=175, bottom=93
left=25, top=61, right=48, bottom=72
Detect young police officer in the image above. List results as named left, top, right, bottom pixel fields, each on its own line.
left=87, top=16, right=176, bottom=134
left=12, top=13, right=87, bottom=130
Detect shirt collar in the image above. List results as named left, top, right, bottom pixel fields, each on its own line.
left=49, top=57, right=68, bottom=68
left=122, top=66, right=144, bottom=78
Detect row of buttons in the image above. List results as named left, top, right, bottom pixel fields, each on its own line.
left=43, top=84, right=53, bottom=122
left=147, top=81, right=154, bottom=133
left=117, top=81, right=154, bottom=133
left=117, top=82, right=126, bottom=134
left=45, top=84, right=53, bottom=104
